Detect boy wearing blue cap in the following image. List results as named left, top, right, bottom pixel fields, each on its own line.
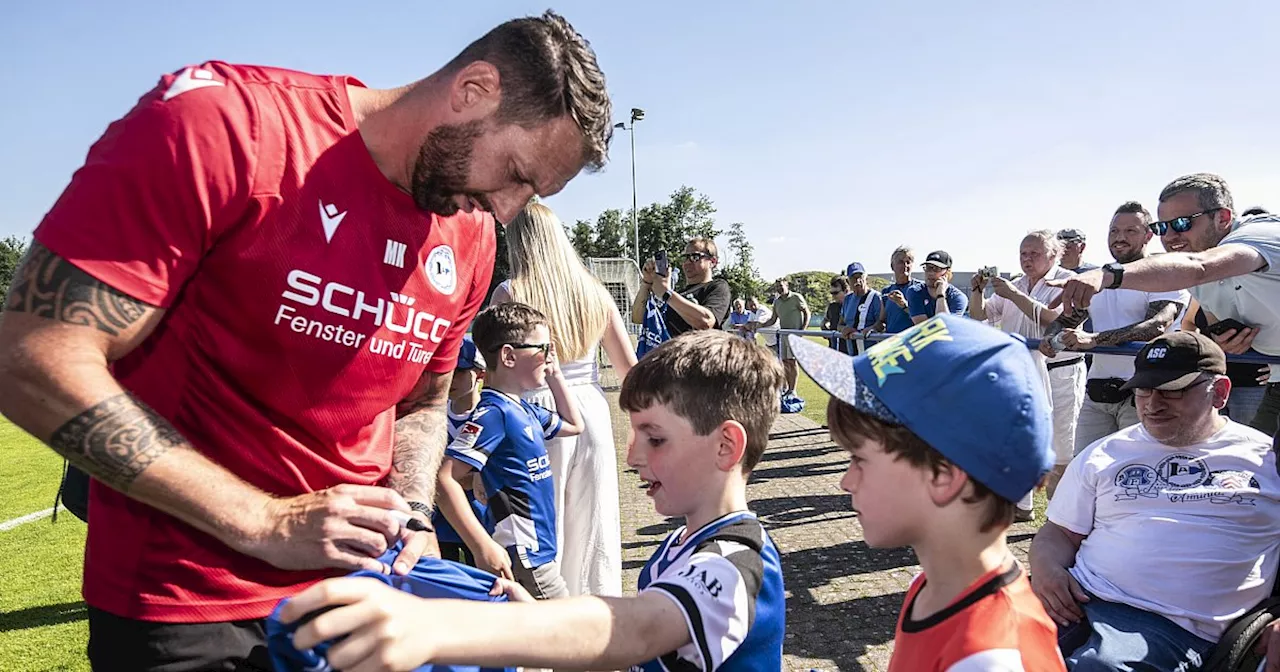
left=789, top=314, right=1067, bottom=671
left=432, top=336, right=488, bottom=566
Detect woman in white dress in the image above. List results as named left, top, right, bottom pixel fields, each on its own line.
left=492, top=202, right=636, bottom=597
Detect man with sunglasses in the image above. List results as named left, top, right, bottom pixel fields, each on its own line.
left=1031, top=331, right=1280, bottom=671
left=633, top=238, right=731, bottom=338
left=1053, top=173, right=1280, bottom=438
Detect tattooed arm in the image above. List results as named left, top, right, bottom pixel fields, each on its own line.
left=385, top=369, right=454, bottom=570
left=0, top=243, right=407, bottom=573
left=1050, top=300, right=1184, bottom=351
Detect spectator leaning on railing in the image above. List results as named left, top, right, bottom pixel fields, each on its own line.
left=1039, top=202, right=1188, bottom=456
left=823, top=276, right=849, bottom=350
left=882, top=246, right=926, bottom=334
left=908, top=250, right=968, bottom=323
left=839, top=262, right=884, bottom=355
left=1054, top=173, right=1280, bottom=438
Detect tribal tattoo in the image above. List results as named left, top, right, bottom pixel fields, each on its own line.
left=49, top=394, right=185, bottom=492
left=5, top=242, right=151, bottom=336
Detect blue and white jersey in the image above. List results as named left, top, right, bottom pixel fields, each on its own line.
left=433, top=400, right=486, bottom=545
left=445, top=389, right=562, bottom=567
left=631, top=512, right=785, bottom=672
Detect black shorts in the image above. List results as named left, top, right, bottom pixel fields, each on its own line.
left=87, top=606, right=272, bottom=672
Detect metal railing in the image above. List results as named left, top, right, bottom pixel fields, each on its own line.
left=758, top=328, right=1280, bottom=367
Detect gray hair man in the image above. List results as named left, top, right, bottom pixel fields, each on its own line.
left=1040, top=202, right=1189, bottom=454
left=1054, top=173, right=1280, bottom=437
left=970, top=229, right=1086, bottom=518
left=1058, top=228, right=1099, bottom=273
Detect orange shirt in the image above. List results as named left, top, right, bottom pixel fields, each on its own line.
left=888, top=564, right=1066, bottom=671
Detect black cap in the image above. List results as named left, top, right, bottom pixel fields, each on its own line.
left=1121, top=332, right=1227, bottom=391
left=922, top=250, right=952, bottom=269
left=1057, top=228, right=1087, bottom=242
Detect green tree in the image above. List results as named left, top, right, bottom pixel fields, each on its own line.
left=782, top=270, right=838, bottom=317
left=0, top=235, right=29, bottom=308
left=591, top=209, right=628, bottom=259
left=635, top=186, right=722, bottom=266
left=721, top=222, right=766, bottom=300
left=567, top=219, right=595, bottom=258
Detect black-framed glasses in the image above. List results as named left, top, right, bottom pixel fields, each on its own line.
left=682, top=252, right=715, bottom=262
left=1149, top=209, right=1218, bottom=236
left=1132, top=376, right=1213, bottom=399
left=505, top=342, right=551, bottom=359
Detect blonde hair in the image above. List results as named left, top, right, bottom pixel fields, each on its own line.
left=505, top=202, right=614, bottom=362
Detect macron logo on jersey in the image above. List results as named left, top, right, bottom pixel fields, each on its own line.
left=162, top=67, right=224, bottom=101
left=319, top=200, right=347, bottom=242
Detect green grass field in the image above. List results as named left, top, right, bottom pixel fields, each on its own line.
left=0, top=421, right=89, bottom=672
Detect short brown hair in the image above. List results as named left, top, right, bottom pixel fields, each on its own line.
left=470, top=302, right=549, bottom=371
left=620, top=331, right=783, bottom=472
left=448, top=10, right=612, bottom=171
left=831, top=276, right=850, bottom=291
left=686, top=237, right=719, bottom=261
left=826, top=398, right=1015, bottom=533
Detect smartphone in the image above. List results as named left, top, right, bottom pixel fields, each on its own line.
left=1205, top=318, right=1250, bottom=336
left=655, top=249, right=669, bottom=277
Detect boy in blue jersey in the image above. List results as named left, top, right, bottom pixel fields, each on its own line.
left=435, top=303, right=585, bottom=599
left=433, top=336, right=488, bottom=567
left=278, top=330, right=788, bottom=672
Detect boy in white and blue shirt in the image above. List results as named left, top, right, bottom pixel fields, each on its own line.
left=436, top=303, right=584, bottom=599
left=280, top=330, right=787, bottom=671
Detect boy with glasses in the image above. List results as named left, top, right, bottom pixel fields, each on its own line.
left=436, top=303, right=585, bottom=599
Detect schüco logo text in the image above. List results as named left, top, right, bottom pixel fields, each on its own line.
left=274, top=270, right=452, bottom=351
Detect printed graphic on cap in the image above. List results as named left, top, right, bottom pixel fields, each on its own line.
left=1147, top=346, right=1168, bottom=360
left=866, top=316, right=954, bottom=385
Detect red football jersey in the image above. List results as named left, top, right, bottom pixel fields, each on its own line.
left=888, top=564, right=1066, bottom=672
left=35, top=62, right=496, bottom=622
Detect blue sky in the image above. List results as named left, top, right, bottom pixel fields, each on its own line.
left=4, top=1, right=1278, bottom=279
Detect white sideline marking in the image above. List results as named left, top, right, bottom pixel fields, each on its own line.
left=0, top=506, right=66, bottom=531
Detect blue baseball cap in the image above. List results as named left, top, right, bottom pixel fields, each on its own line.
left=789, top=314, right=1053, bottom=503
left=457, top=336, right=485, bottom=371
left=846, top=262, right=866, bottom=277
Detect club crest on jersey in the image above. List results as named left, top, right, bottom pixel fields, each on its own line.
left=426, top=245, right=457, bottom=295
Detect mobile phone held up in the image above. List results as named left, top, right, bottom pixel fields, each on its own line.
left=655, top=249, right=670, bottom=277
left=1204, top=318, right=1250, bottom=337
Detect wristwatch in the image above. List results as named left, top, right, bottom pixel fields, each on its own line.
left=1102, top=262, right=1125, bottom=289
left=405, top=501, right=436, bottom=533
left=661, top=290, right=672, bottom=302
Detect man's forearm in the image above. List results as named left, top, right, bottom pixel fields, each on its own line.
left=390, top=405, right=448, bottom=508
left=630, top=285, right=650, bottom=325
left=666, top=292, right=715, bottom=330
left=1008, top=288, right=1061, bottom=327
left=1029, top=523, right=1083, bottom=575
left=1118, top=246, right=1264, bottom=292
left=1093, top=301, right=1182, bottom=346
left=968, top=290, right=987, bottom=321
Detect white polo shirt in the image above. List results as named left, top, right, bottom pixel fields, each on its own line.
left=982, top=265, right=1079, bottom=364
left=1087, top=287, right=1190, bottom=381
left=1192, top=215, right=1280, bottom=381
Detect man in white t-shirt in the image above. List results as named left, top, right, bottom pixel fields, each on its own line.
left=970, top=229, right=1087, bottom=517
left=1030, top=332, right=1280, bottom=671
left=1039, top=202, right=1189, bottom=454
left=1054, top=173, right=1280, bottom=438
left=743, top=296, right=778, bottom=354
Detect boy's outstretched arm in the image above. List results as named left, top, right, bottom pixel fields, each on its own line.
left=281, top=577, right=691, bottom=671
left=436, top=458, right=511, bottom=580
